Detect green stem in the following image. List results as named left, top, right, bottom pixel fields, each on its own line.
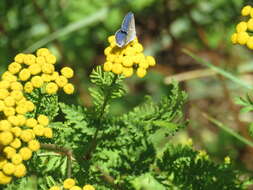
left=202, top=112, right=253, bottom=147
left=83, top=75, right=118, bottom=160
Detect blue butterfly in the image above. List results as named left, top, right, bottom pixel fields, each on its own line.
left=115, top=12, right=136, bottom=48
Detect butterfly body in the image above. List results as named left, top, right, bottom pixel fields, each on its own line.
left=115, top=12, right=136, bottom=48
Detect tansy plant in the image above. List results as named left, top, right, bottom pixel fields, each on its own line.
left=0, top=20, right=251, bottom=190
left=233, top=5, right=253, bottom=154
left=231, top=5, right=253, bottom=49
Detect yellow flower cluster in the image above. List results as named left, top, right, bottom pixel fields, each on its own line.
left=231, top=5, right=253, bottom=49
left=49, top=178, right=95, bottom=190
left=11, top=48, right=74, bottom=95
left=0, top=48, right=74, bottom=185
left=103, top=36, right=156, bottom=78
left=0, top=114, right=52, bottom=184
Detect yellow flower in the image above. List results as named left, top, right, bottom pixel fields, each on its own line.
left=41, top=73, right=52, bottom=82
left=136, top=68, right=147, bottom=78
left=139, top=60, right=149, bottom=69
left=104, top=46, right=112, bottom=55
left=14, top=53, right=25, bottom=64
left=17, top=114, right=26, bottom=125
left=0, top=171, right=12, bottom=184
left=134, top=54, right=145, bottom=64
left=3, top=146, right=16, bottom=159
left=31, top=76, right=44, bottom=88
left=8, top=62, right=22, bottom=74
left=33, top=125, right=44, bottom=136
left=63, top=83, right=75, bottom=94
left=10, top=138, right=21, bottom=149
left=10, top=81, right=23, bottom=91
left=8, top=116, right=20, bottom=126
left=16, top=104, right=28, bottom=115
left=10, top=90, right=23, bottom=101
left=28, top=63, right=42, bottom=75
left=0, top=157, right=7, bottom=169
left=24, top=82, right=34, bottom=93
left=0, top=80, right=10, bottom=89
left=123, top=47, right=135, bottom=56
left=237, top=32, right=249, bottom=45
left=19, top=147, right=32, bottom=160
left=106, top=54, right=116, bottom=62
left=63, top=178, right=76, bottom=189
left=247, top=18, right=253, bottom=31
left=61, top=67, right=74, bottom=78
left=0, top=131, right=13, bottom=145
left=28, top=139, right=40, bottom=151
left=146, top=56, right=156, bottom=66
left=2, top=71, right=17, bottom=82
left=26, top=118, right=38, bottom=128
left=4, top=96, right=15, bottom=107
left=55, top=76, right=68, bottom=87
left=241, top=5, right=252, bottom=16
left=45, top=54, right=57, bottom=64
left=83, top=184, right=95, bottom=190
left=0, top=120, right=11, bottom=131
left=23, top=54, right=36, bottom=65
left=3, top=107, right=15, bottom=116
left=2, top=162, right=15, bottom=175
left=112, top=63, right=123, bottom=74
left=25, top=101, right=35, bottom=112
left=41, top=63, right=55, bottom=74
left=49, top=186, right=61, bottom=190
left=36, top=48, right=50, bottom=57
left=36, top=56, right=46, bottom=65
left=50, top=72, right=59, bottom=81
left=122, top=67, right=133, bottom=78
left=37, top=115, right=49, bottom=126
left=20, top=130, right=34, bottom=142
left=133, top=43, right=143, bottom=53
left=108, top=35, right=115, bottom=43
left=11, top=154, right=23, bottom=165
left=247, top=36, right=253, bottom=49
left=13, top=163, right=26, bottom=177
left=122, top=56, right=133, bottom=67
left=46, top=82, right=58, bottom=94
left=43, top=127, right=53, bottom=138
left=19, top=69, right=31, bottom=81
left=103, top=61, right=113, bottom=71
left=11, top=127, right=22, bottom=137
left=0, top=89, right=9, bottom=99
left=236, top=21, right=248, bottom=33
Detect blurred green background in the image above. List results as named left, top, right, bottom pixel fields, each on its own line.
left=1, top=0, right=253, bottom=174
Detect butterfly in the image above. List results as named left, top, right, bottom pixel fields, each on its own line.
left=115, top=12, right=136, bottom=48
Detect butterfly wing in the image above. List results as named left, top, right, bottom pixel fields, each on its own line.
left=115, top=29, right=127, bottom=48
left=115, top=12, right=136, bottom=47
left=125, top=12, right=136, bottom=45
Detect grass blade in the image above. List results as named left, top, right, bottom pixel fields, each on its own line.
left=183, top=48, right=252, bottom=90
left=202, top=112, right=253, bottom=147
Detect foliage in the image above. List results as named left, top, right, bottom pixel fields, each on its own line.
left=1, top=0, right=253, bottom=189
left=2, top=65, right=251, bottom=190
